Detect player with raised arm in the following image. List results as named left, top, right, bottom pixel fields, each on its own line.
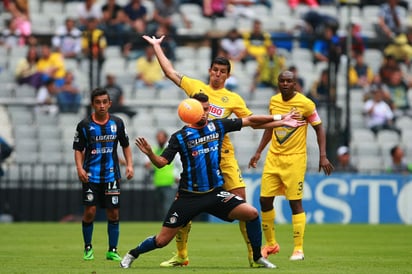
left=142, top=34, right=260, bottom=267
left=120, top=93, right=305, bottom=269
left=249, top=70, right=334, bottom=261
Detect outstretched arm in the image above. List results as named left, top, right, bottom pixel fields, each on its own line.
left=242, top=112, right=305, bottom=128
left=142, top=35, right=182, bottom=86
left=135, top=137, right=169, bottom=168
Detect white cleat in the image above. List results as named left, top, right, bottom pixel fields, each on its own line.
left=253, top=257, right=277, bottom=268
left=120, top=253, right=136, bottom=268
left=289, top=250, right=304, bottom=261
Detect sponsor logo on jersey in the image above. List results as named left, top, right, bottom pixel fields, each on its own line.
left=209, top=104, right=224, bottom=118
left=91, top=147, right=114, bottom=154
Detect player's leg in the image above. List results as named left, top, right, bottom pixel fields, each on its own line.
left=289, top=199, right=305, bottom=261
left=225, top=198, right=276, bottom=268
left=284, top=155, right=306, bottom=261
left=105, top=181, right=122, bottom=261
left=260, top=155, right=283, bottom=258
left=82, top=182, right=98, bottom=260
left=121, top=226, right=182, bottom=268
left=220, top=156, right=253, bottom=265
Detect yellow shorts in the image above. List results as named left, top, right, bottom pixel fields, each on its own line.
left=220, top=156, right=246, bottom=191
left=260, top=153, right=306, bottom=200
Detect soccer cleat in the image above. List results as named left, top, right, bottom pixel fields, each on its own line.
left=261, top=243, right=280, bottom=258
left=289, top=250, right=304, bottom=261
left=83, top=247, right=94, bottom=261
left=106, top=250, right=122, bottom=261
left=120, top=253, right=137, bottom=268
left=251, top=257, right=277, bottom=268
left=159, top=253, right=189, bottom=267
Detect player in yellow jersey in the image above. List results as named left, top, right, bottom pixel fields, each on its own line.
left=249, top=70, right=334, bottom=261
left=142, top=34, right=261, bottom=267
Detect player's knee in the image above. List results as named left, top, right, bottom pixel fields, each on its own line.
left=259, top=197, right=273, bottom=212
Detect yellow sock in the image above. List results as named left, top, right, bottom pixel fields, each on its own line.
left=261, top=209, right=276, bottom=246
left=238, top=220, right=253, bottom=260
left=292, top=212, right=306, bottom=252
left=176, top=221, right=192, bottom=258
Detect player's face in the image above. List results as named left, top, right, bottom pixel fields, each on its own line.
left=92, top=94, right=112, bottom=116
left=195, top=101, right=210, bottom=126
left=208, top=64, right=230, bottom=89
left=278, top=72, right=296, bottom=100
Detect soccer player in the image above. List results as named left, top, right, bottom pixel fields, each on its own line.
left=142, top=34, right=258, bottom=267
left=74, top=88, right=134, bottom=261
left=120, top=93, right=305, bottom=269
left=248, top=70, right=334, bottom=261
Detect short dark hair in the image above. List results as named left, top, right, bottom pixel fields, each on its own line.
left=390, top=145, right=399, bottom=157
left=192, top=93, right=209, bottom=103
left=210, top=56, right=231, bottom=73
left=91, top=87, right=110, bottom=102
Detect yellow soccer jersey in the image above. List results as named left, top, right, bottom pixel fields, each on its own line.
left=180, top=76, right=252, bottom=157
left=269, top=92, right=321, bottom=155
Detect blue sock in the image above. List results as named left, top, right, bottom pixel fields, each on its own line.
left=107, top=220, right=119, bottom=251
left=82, top=221, right=93, bottom=248
left=129, top=236, right=158, bottom=258
left=246, top=217, right=262, bottom=261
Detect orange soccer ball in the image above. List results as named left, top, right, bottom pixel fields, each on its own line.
left=177, top=98, right=204, bottom=124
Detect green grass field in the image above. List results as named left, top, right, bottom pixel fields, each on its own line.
left=0, top=222, right=411, bottom=274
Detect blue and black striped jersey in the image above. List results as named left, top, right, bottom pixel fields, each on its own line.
left=73, top=115, right=129, bottom=184
left=161, top=118, right=242, bottom=192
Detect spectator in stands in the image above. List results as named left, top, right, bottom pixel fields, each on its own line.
left=375, top=0, right=408, bottom=46
left=36, top=44, right=66, bottom=88
left=363, top=84, right=401, bottom=137
left=135, top=46, right=168, bottom=94
left=348, top=51, right=374, bottom=90
left=219, top=28, right=247, bottom=64
left=148, top=0, right=192, bottom=35
left=0, top=19, right=22, bottom=49
left=335, top=146, right=358, bottom=173
left=386, top=145, right=412, bottom=174
left=123, top=0, right=148, bottom=34
left=288, top=65, right=305, bottom=93
left=377, top=54, right=400, bottom=85
left=52, top=17, right=82, bottom=62
left=288, top=0, right=318, bottom=14
left=103, top=73, right=137, bottom=118
left=203, top=0, right=227, bottom=18
left=76, top=0, right=103, bottom=30
left=308, top=69, right=332, bottom=106
left=5, top=0, right=31, bottom=45
left=312, top=23, right=341, bottom=70
left=242, top=19, right=273, bottom=62
left=382, top=67, right=412, bottom=117
left=383, top=34, right=412, bottom=68
left=14, top=46, right=43, bottom=89
left=56, top=71, right=82, bottom=113
left=339, top=20, right=366, bottom=57
left=101, top=0, right=129, bottom=45
left=249, top=44, right=286, bottom=95
left=81, top=16, right=107, bottom=90
left=36, top=78, right=59, bottom=115
left=224, top=0, right=257, bottom=20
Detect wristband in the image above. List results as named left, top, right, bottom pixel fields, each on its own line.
left=273, top=114, right=282, bottom=121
